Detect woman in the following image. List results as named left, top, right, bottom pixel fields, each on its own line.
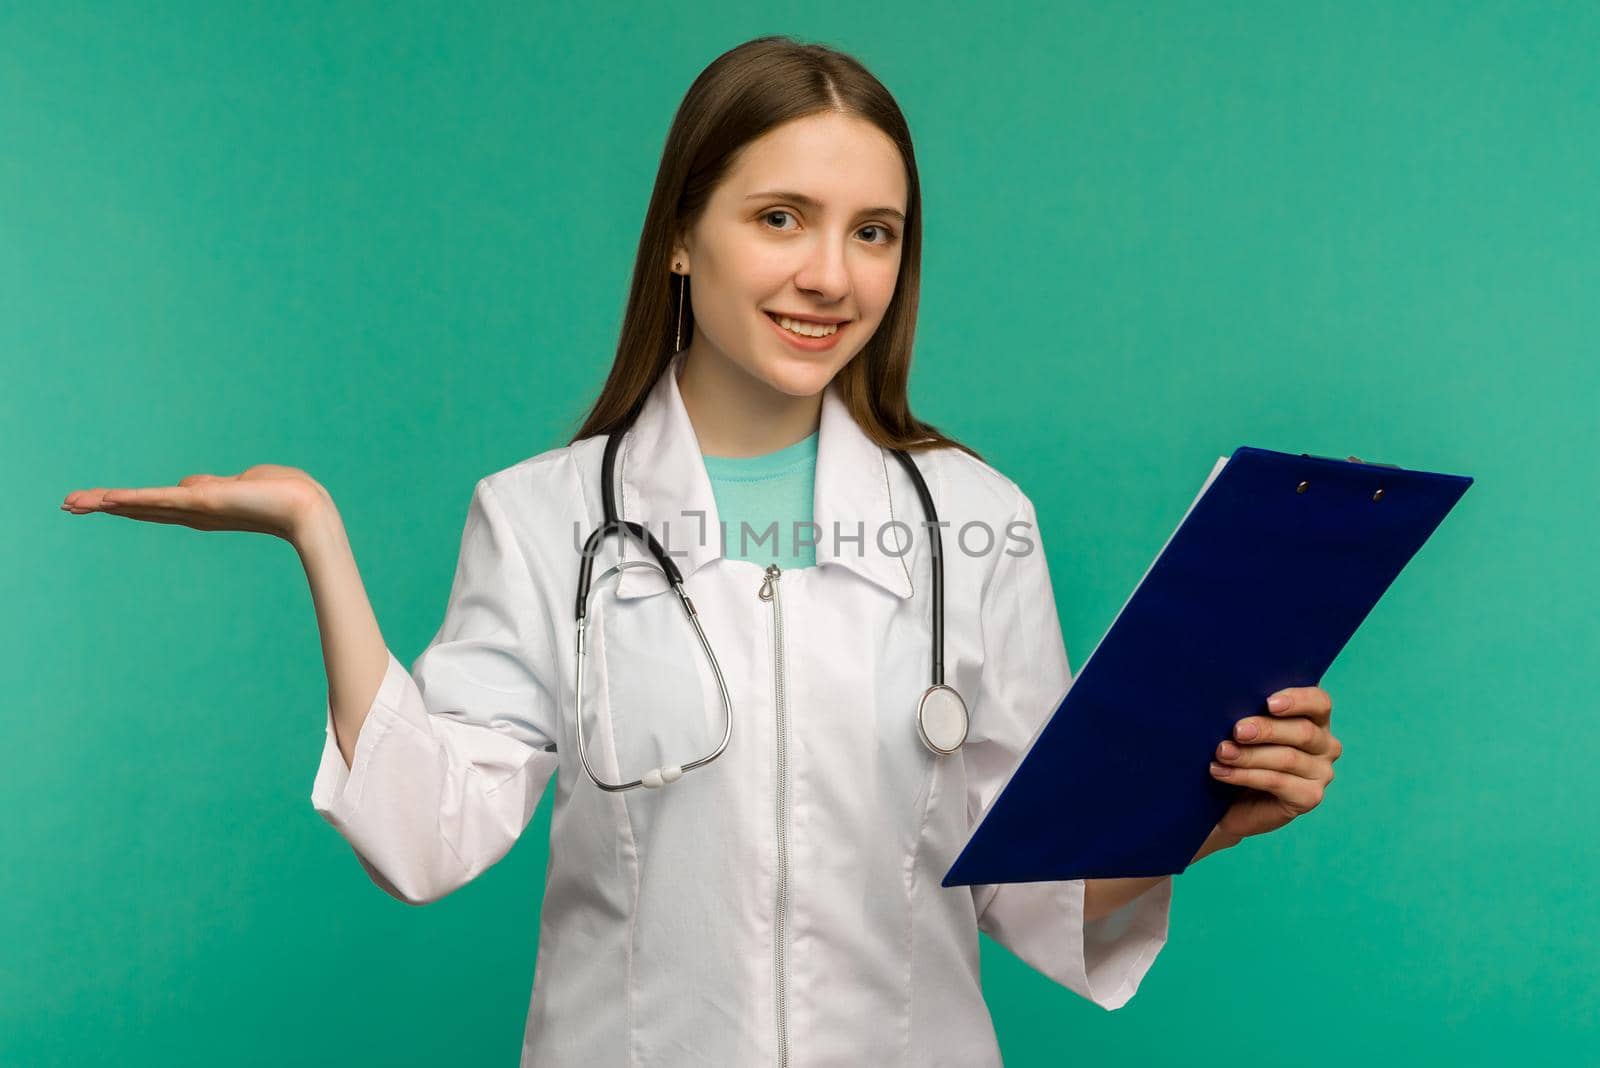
left=62, top=35, right=1341, bottom=1066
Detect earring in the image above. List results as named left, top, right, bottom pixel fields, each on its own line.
left=673, top=262, right=687, bottom=352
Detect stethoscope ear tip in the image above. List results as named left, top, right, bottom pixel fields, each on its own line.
left=642, top=765, right=686, bottom=789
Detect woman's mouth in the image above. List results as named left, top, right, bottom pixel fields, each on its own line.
left=763, top=310, right=847, bottom=351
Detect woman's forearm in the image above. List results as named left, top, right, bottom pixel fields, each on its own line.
left=1082, top=824, right=1241, bottom=923
left=292, top=500, right=392, bottom=769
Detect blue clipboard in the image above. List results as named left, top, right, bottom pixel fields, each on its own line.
left=942, top=446, right=1474, bottom=887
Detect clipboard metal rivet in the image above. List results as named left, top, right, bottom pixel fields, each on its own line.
left=1373, top=488, right=1385, bottom=501
left=1296, top=480, right=1308, bottom=493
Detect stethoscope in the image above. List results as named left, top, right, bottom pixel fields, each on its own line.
left=573, top=418, right=969, bottom=793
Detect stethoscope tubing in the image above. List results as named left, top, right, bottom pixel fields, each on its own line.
left=885, top=448, right=945, bottom=687
left=572, top=416, right=956, bottom=791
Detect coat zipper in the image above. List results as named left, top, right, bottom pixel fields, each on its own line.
left=757, top=563, right=789, bottom=1068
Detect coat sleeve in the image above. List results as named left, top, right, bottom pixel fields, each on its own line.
left=964, top=490, right=1174, bottom=1010
left=309, top=476, right=562, bottom=906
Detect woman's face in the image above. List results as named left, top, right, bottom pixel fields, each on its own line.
left=673, top=111, right=908, bottom=399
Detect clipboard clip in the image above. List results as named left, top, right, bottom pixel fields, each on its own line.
left=1299, top=453, right=1402, bottom=470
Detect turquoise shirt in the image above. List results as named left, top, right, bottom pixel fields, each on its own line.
left=701, top=430, right=818, bottom=569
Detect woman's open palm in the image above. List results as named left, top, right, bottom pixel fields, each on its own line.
left=61, top=464, right=330, bottom=542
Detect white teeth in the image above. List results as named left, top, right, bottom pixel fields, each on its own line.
left=774, top=314, right=839, bottom=338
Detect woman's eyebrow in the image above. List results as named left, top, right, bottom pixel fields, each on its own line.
left=744, top=189, right=905, bottom=223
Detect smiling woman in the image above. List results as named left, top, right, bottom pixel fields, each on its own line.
left=665, top=110, right=913, bottom=448
left=319, top=34, right=1189, bottom=1064
left=62, top=31, right=1185, bottom=1068
left=568, top=40, right=981, bottom=465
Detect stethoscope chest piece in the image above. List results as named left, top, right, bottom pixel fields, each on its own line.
left=916, top=684, right=969, bottom=756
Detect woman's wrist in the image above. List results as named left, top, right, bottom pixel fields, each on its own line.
left=1192, top=824, right=1244, bottom=864
left=290, top=493, right=348, bottom=561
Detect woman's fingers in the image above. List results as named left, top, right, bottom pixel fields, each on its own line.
left=100, top=488, right=163, bottom=508
left=71, top=484, right=212, bottom=523
left=91, top=486, right=191, bottom=510
left=1214, top=741, right=1331, bottom=783
left=61, top=487, right=143, bottom=513
left=1208, top=762, right=1326, bottom=813
left=64, top=478, right=221, bottom=511
left=96, top=502, right=228, bottom=530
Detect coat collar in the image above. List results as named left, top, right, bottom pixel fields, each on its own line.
left=612, top=351, right=916, bottom=601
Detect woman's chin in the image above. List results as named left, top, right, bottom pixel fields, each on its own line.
left=757, top=365, right=831, bottom=399
left=689, top=338, right=854, bottom=400
left=757, top=351, right=856, bottom=398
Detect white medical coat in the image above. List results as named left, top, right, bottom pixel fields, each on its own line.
left=310, top=351, right=1174, bottom=1066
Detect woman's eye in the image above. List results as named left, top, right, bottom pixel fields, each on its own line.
left=761, top=210, right=899, bottom=246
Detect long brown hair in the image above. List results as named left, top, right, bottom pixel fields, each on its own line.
left=566, top=34, right=981, bottom=462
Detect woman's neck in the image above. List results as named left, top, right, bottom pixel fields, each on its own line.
left=676, top=348, right=823, bottom=458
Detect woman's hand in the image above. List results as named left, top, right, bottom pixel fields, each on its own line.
left=60, top=463, right=333, bottom=544
left=1208, top=686, right=1341, bottom=843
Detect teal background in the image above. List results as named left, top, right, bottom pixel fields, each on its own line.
left=6, top=2, right=1595, bottom=1063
